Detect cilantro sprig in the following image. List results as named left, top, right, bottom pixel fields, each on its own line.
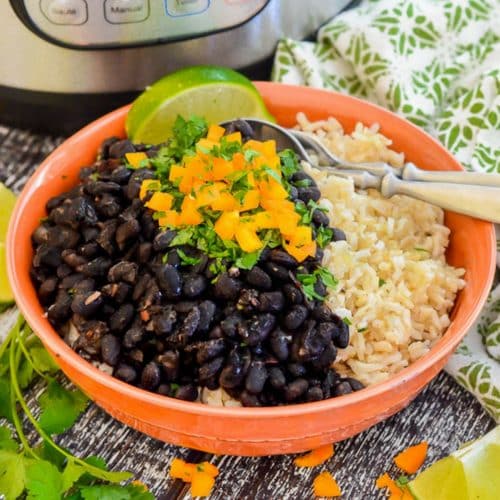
left=297, top=267, right=338, bottom=301
left=0, top=315, right=153, bottom=499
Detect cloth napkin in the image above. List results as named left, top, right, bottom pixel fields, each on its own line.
left=272, top=0, right=500, bottom=422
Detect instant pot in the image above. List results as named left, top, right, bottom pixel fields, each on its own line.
left=1, top=0, right=353, bottom=134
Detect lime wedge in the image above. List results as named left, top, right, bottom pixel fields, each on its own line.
left=408, top=426, right=500, bottom=500
left=0, top=183, right=16, bottom=306
left=126, top=66, right=275, bottom=144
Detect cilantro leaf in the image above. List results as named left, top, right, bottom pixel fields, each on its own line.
left=378, top=278, right=386, bottom=287
left=176, top=249, right=201, bottom=266
left=34, top=440, right=67, bottom=470
left=235, top=251, right=260, bottom=270
left=316, top=267, right=338, bottom=289
left=0, top=450, right=28, bottom=500
left=25, top=459, right=63, bottom=500
left=295, top=178, right=311, bottom=187
left=342, top=317, right=352, bottom=326
left=29, top=344, right=59, bottom=375
left=17, top=356, right=34, bottom=389
left=0, top=426, right=18, bottom=452
left=78, top=483, right=154, bottom=500
left=279, top=149, right=300, bottom=178
left=316, top=226, right=334, bottom=248
left=62, top=459, right=86, bottom=493
left=38, top=380, right=88, bottom=435
left=395, top=475, right=410, bottom=487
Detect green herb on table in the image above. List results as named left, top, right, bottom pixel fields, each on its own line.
left=0, top=315, right=153, bottom=500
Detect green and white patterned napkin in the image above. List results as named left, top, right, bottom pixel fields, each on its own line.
left=272, top=0, right=500, bottom=421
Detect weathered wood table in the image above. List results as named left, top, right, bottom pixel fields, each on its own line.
left=0, top=124, right=494, bottom=499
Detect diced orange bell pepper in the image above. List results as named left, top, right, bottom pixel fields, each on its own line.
left=294, top=444, right=334, bottom=467
left=313, top=471, right=341, bottom=497
left=197, top=461, right=219, bottom=478
left=253, top=211, right=278, bottom=229
left=394, top=442, right=428, bottom=474
left=284, top=240, right=316, bottom=263
left=259, top=179, right=288, bottom=200
left=211, top=191, right=237, bottom=211
left=207, top=124, right=226, bottom=142
left=195, top=182, right=226, bottom=207
left=232, top=152, right=246, bottom=170
left=178, top=196, right=202, bottom=225
left=235, top=224, right=262, bottom=253
left=224, top=131, right=242, bottom=143
left=277, top=210, right=301, bottom=236
left=169, top=458, right=196, bottom=482
left=261, top=198, right=295, bottom=212
left=289, top=225, right=313, bottom=246
left=145, top=192, right=173, bottom=211
left=125, top=152, right=148, bottom=169
left=169, top=165, right=186, bottom=184
left=214, top=211, right=239, bottom=240
left=212, top=157, right=234, bottom=181
left=157, top=210, right=179, bottom=228
left=139, top=179, right=161, bottom=200
left=239, top=189, right=260, bottom=212
left=190, top=471, right=215, bottom=497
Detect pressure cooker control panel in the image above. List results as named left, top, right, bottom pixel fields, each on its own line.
left=19, top=0, right=269, bottom=48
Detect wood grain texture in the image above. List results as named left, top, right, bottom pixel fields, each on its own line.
left=0, top=125, right=494, bottom=499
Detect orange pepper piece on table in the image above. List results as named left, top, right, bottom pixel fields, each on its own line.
left=169, top=458, right=196, bottom=482
left=313, top=471, right=341, bottom=497
left=393, top=442, right=428, bottom=474
left=294, top=444, right=334, bottom=467
left=375, top=472, right=413, bottom=500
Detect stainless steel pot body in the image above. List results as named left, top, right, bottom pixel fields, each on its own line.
left=1, top=0, right=352, bottom=94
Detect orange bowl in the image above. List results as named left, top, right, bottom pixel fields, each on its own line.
left=7, top=82, right=496, bottom=456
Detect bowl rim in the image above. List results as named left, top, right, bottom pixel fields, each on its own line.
left=7, top=82, right=497, bottom=419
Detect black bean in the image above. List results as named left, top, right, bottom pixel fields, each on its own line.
left=114, top=364, right=137, bottom=383
left=101, top=334, right=121, bottom=366
left=123, top=322, right=145, bottom=349
left=176, top=306, right=200, bottom=343
left=289, top=185, right=298, bottom=200
left=107, top=261, right=138, bottom=284
left=291, top=171, right=314, bottom=183
left=126, top=169, right=155, bottom=200
left=115, top=219, right=140, bottom=251
left=38, top=277, right=58, bottom=305
left=269, top=328, right=290, bottom=361
left=258, top=291, right=285, bottom=313
left=173, top=301, right=196, bottom=313
left=287, top=362, right=307, bottom=378
left=283, top=304, right=308, bottom=330
left=283, top=283, right=303, bottom=305
left=109, top=139, right=135, bottom=158
left=264, top=262, right=290, bottom=282
left=297, top=186, right=321, bottom=203
left=244, top=313, right=276, bottom=345
left=314, top=279, right=327, bottom=298
left=311, top=342, right=337, bottom=371
left=244, top=361, right=267, bottom=394
left=175, top=384, right=198, bottom=401
left=237, top=288, right=260, bottom=314
left=46, top=195, right=66, bottom=212
left=268, top=367, right=286, bottom=389
left=268, top=249, right=299, bottom=269
left=152, top=230, right=175, bottom=252
left=151, top=308, right=177, bottom=335
left=82, top=226, right=100, bottom=243
left=132, top=273, right=151, bottom=301
left=197, top=300, right=216, bottom=333
left=345, top=377, right=364, bottom=392
left=85, top=181, right=121, bottom=196
left=224, top=119, right=255, bottom=140
left=312, top=209, right=329, bottom=227
left=196, top=339, right=226, bottom=364
left=199, top=356, right=225, bottom=381
left=214, top=273, right=242, bottom=301
left=284, top=378, right=309, bottom=402
left=73, top=278, right=95, bottom=294
left=65, top=197, right=99, bottom=228
left=245, top=266, right=272, bottom=290
left=127, top=348, right=144, bottom=365
left=75, top=320, right=108, bottom=355
left=141, top=362, right=160, bottom=390
left=219, top=348, right=245, bottom=389
left=305, top=386, right=324, bottom=402
left=157, top=351, right=179, bottom=381
left=312, top=304, right=333, bottom=322
left=77, top=256, right=112, bottom=277
left=109, top=303, right=135, bottom=332
left=156, top=384, right=172, bottom=396
left=190, top=254, right=208, bottom=274
left=99, top=137, right=120, bottom=159
left=96, top=220, right=117, bottom=255
left=71, top=291, right=103, bottom=317
left=61, top=250, right=87, bottom=269
left=34, top=244, right=62, bottom=268
left=183, top=274, right=207, bottom=298
left=332, top=319, right=350, bottom=348
left=240, top=391, right=261, bottom=407
left=95, top=193, right=122, bottom=218
left=78, top=242, right=100, bottom=258
left=157, top=264, right=182, bottom=299
left=137, top=242, right=152, bottom=264
left=333, top=381, right=353, bottom=397
left=331, top=228, right=347, bottom=242
left=110, top=166, right=132, bottom=184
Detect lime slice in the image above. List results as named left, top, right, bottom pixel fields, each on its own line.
left=0, top=183, right=16, bottom=306
left=408, top=426, right=500, bottom=500
left=126, top=65, right=275, bottom=144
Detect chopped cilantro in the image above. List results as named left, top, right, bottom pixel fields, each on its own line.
left=357, top=327, right=368, bottom=333
left=378, top=278, right=386, bottom=287
left=295, top=178, right=312, bottom=187
left=317, top=226, right=334, bottom=248
left=342, top=317, right=352, bottom=326
left=297, top=266, right=338, bottom=301
left=243, top=149, right=260, bottom=162
left=279, top=149, right=301, bottom=178
left=211, top=136, right=242, bottom=160
left=395, top=475, right=410, bottom=487
left=176, top=248, right=201, bottom=266
left=235, top=251, right=260, bottom=270
left=414, top=247, right=428, bottom=252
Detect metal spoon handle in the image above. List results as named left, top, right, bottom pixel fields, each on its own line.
left=381, top=174, right=500, bottom=224
left=402, top=162, right=500, bottom=187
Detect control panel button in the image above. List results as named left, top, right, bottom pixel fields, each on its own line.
left=105, top=0, right=150, bottom=24
left=165, top=0, right=210, bottom=17
left=40, top=0, right=88, bottom=25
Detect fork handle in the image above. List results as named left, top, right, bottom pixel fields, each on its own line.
left=381, top=173, right=500, bottom=223
left=402, top=162, right=500, bottom=187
